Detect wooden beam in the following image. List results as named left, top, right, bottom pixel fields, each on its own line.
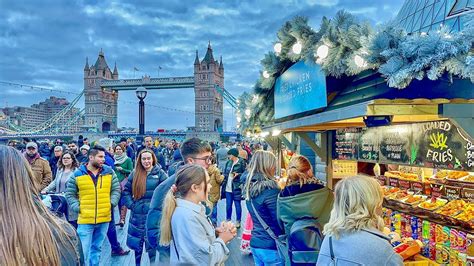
left=295, top=132, right=325, bottom=158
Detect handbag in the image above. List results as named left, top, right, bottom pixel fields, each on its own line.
left=250, top=201, right=288, bottom=260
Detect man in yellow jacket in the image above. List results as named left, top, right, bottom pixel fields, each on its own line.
left=66, top=145, right=121, bottom=266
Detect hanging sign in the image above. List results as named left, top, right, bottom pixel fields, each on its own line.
left=274, top=61, right=327, bottom=119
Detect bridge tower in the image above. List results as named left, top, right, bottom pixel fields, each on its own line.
left=83, top=50, right=118, bottom=132
left=194, top=42, right=224, bottom=133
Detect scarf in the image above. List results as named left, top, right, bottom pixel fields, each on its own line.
left=25, top=152, right=40, bottom=165
left=114, top=153, right=128, bottom=165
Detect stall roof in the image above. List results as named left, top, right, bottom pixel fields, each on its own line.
left=264, top=98, right=474, bottom=133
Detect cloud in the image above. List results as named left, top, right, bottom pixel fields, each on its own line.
left=0, top=0, right=405, bottom=131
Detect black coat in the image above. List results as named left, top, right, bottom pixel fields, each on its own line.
left=123, top=165, right=168, bottom=250
left=221, top=158, right=246, bottom=200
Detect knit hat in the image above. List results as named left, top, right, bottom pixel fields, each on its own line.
left=26, top=142, right=38, bottom=149
left=80, top=145, right=90, bottom=151
left=228, top=148, right=239, bottom=157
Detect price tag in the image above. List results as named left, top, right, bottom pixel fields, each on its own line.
left=411, top=181, right=424, bottom=194
left=389, top=177, right=399, bottom=187
left=461, top=187, right=474, bottom=202
left=398, top=179, right=411, bottom=190
left=444, top=185, right=461, bottom=200
left=376, top=175, right=387, bottom=186
left=431, top=183, right=444, bottom=198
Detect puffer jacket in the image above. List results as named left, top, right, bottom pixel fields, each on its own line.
left=123, top=164, right=168, bottom=250
left=208, top=164, right=224, bottom=204
left=65, top=164, right=120, bottom=224
left=221, top=158, right=246, bottom=200
left=245, top=173, right=282, bottom=250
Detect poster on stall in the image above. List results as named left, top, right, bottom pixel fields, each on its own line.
left=274, top=61, right=327, bottom=119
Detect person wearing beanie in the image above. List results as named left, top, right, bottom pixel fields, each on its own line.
left=24, top=142, right=52, bottom=191
left=76, top=145, right=90, bottom=164
left=221, top=147, right=246, bottom=228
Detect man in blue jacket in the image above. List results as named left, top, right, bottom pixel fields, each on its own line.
left=146, top=137, right=212, bottom=264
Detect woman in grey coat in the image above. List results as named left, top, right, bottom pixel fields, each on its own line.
left=41, top=150, right=79, bottom=228
left=316, top=176, right=403, bottom=266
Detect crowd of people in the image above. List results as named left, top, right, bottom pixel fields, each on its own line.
left=1, top=135, right=404, bottom=266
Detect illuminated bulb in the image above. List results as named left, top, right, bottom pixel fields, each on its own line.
left=246, top=132, right=251, bottom=137
left=274, top=43, right=282, bottom=53
left=261, top=131, right=270, bottom=137
left=292, top=41, right=302, bottom=54
left=354, top=55, right=366, bottom=68
left=245, top=109, right=251, bottom=117
left=252, top=95, right=259, bottom=103
left=420, top=32, right=427, bottom=36
left=262, top=71, right=270, bottom=79
left=272, top=129, right=281, bottom=136
left=236, top=116, right=241, bottom=123
left=316, top=44, right=329, bottom=59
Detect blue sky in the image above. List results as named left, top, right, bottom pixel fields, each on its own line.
left=0, top=0, right=405, bottom=131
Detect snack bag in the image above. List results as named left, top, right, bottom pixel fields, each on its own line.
left=422, top=220, right=430, bottom=240
left=435, top=244, right=450, bottom=264
left=458, top=231, right=468, bottom=253
left=451, top=249, right=460, bottom=266
left=467, top=233, right=474, bottom=257
left=458, top=252, right=467, bottom=266
left=452, top=228, right=459, bottom=250
left=410, top=216, right=419, bottom=240
left=429, top=242, right=437, bottom=260
left=430, top=222, right=437, bottom=243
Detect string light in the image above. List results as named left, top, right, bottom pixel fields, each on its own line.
left=316, top=45, right=329, bottom=59
left=262, top=71, right=270, bottom=79
left=292, top=41, right=302, bottom=54
left=274, top=43, right=282, bottom=54
left=245, top=109, right=251, bottom=117
left=354, top=55, right=367, bottom=68
left=271, top=129, right=281, bottom=136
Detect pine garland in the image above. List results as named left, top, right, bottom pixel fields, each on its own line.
left=237, top=11, right=474, bottom=134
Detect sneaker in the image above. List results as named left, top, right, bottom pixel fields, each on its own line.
left=236, top=221, right=241, bottom=229
left=111, top=249, right=130, bottom=257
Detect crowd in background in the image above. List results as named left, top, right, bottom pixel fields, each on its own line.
left=2, top=134, right=404, bottom=266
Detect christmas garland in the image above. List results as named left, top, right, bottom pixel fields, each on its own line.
left=237, top=11, right=473, bottom=134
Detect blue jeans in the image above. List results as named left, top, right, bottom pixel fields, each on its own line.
left=225, top=192, right=242, bottom=222
left=251, top=247, right=284, bottom=266
left=211, top=202, right=218, bottom=225
left=77, top=222, right=109, bottom=266
left=107, top=208, right=121, bottom=252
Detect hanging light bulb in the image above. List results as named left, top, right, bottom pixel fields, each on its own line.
left=236, top=116, right=241, bottom=123
left=274, top=42, right=282, bottom=53
left=316, top=44, right=329, bottom=59
left=262, top=71, right=270, bottom=79
left=252, top=94, right=259, bottom=103
left=245, top=109, right=251, bottom=117
left=354, top=55, right=366, bottom=68
left=246, top=131, right=251, bottom=137
left=292, top=41, right=302, bottom=55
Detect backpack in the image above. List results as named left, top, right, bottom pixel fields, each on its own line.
left=287, top=218, right=324, bottom=265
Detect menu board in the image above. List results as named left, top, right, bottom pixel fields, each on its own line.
left=413, top=121, right=473, bottom=171
left=333, top=128, right=360, bottom=160
left=332, top=160, right=358, bottom=178
left=332, top=120, right=474, bottom=171
left=379, top=125, right=412, bottom=164
left=358, top=128, right=380, bottom=162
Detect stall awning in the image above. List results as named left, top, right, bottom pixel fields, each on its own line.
left=264, top=98, right=474, bottom=134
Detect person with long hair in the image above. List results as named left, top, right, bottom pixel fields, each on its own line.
left=278, top=155, right=334, bottom=235
left=160, top=164, right=236, bottom=265
left=0, top=145, right=84, bottom=265
left=243, top=150, right=284, bottom=265
left=114, top=143, right=133, bottom=227
left=123, top=149, right=167, bottom=265
left=42, top=150, right=80, bottom=228
left=316, top=176, right=403, bottom=265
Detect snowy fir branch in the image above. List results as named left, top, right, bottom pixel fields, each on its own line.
left=236, top=12, right=473, bottom=134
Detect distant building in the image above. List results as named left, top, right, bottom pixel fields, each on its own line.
left=83, top=49, right=119, bottom=132
left=395, top=0, right=473, bottom=33
left=2, top=96, right=83, bottom=133
left=194, top=42, right=224, bottom=133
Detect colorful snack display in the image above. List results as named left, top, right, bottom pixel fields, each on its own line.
left=422, top=220, right=430, bottom=240
left=410, top=216, right=419, bottom=240
left=452, top=228, right=459, bottom=250
left=435, top=244, right=450, bottom=264
left=457, top=231, right=467, bottom=253
left=467, top=233, right=474, bottom=257
left=393, top=213, right=402, bottom=236
left=450, top=249, right=459, bottom=266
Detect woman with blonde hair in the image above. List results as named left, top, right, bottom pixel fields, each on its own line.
left=278, top=155, right=334, bottom=234
left=0, top=145, right=84, bottom=265
left=244, top=150, right=284, bottom=265
left=123, top=149, right=167, bottom=265
left=160, top=164, right=236, bottom=265
left=316, top=176, right=403, bottom=265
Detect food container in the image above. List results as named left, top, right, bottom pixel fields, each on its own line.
left=418, top=198, right=448, bottom=211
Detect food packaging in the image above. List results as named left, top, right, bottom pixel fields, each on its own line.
left=393, top=240, right=422, bottom=260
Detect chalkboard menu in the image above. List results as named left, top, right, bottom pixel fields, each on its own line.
left=333, top=128, right=360, bottom=160
left=358, top=128, right=380, bottom=162
left=413, top=121, right=473, bottom=171
left=379, top=124, right=411, bottom=164
left=332, top=120, right=474, bottom=171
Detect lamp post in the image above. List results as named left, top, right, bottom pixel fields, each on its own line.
left=135, top=87, right=147, bottom=137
